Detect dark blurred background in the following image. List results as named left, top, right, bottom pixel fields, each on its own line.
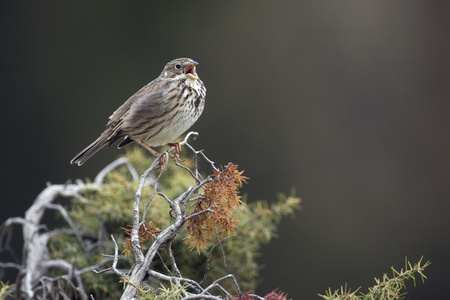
left=1, top=1, right=449, bottom=299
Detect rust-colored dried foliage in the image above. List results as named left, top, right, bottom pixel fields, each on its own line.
left=122, top=222, right=160, bottom=257
left=264, top=289, right=290, bottom=300
left=231, top=289, right=289, bottom=300
left=185, top=163, right=248, bottom=252
left=230, top=291, right=255, bottom=300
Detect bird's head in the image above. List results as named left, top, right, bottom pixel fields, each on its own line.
left=162, top=58, right=199, bottom=81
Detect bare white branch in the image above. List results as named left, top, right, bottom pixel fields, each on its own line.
left=130, top=158, right=162, bottom=264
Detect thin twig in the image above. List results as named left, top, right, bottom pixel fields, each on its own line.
left=156, top=192, right=173, bottom=205
left=202, top=274, right=241, bottom=296
left=186, top=208, right=216, bottom=220
left=0, top=262, right=21, bottom=270
left=94, top=157, right=139, bottom=185
left=185, top=142, right=219, bottom=172
left=175, top=159, right=200, bottom=183
left=45, top=203, right=87, bottom=251
left=200, top=235, right=236, bottom=285
left=156, top=250, right=172, bottom=275
left=94, top=235, right=123, bottom=276
left=147, top=270, right=203, bottom=294
left=165, top=240, right=181, bottom=277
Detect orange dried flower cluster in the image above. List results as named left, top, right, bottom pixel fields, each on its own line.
left=122, top=222, right=160, bottom=257
left=185, top=163, right=248, bottom=252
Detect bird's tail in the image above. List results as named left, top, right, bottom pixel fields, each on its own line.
left=70, top=134, right=110, bottom=166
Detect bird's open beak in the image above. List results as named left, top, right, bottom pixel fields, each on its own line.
left=185, top=62, right=199, bottom=80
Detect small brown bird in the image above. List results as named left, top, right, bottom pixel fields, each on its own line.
left=70, top=58, right=206, bottom=166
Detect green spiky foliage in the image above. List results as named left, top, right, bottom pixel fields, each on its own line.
left=48, top=147, right=301, bottom=299
left=318, top=257, right=430, bottom=300
left=0, top=282, right=14, bottom=300
left=135, top=280, right=191, bottom=300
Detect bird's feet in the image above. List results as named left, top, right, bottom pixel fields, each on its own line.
left=167, top=142, right=183, bottom=161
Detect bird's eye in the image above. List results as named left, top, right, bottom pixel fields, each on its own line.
left=175, top=64, right=181, bottom=69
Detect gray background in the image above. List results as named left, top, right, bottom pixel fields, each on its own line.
left=1, top=1, right=449, bottom=299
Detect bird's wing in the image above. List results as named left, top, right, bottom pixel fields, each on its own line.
left=103, top=90, right=166, bottom=147
left=107, top=90, right=144, bottom=126
left=120, top=90, right=168, bottom=133
left=103, top=80, right=163, bottom=137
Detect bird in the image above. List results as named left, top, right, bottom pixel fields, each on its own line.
left=70, top=58, right=206, bottom=166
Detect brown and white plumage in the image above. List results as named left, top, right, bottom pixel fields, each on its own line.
left=70, top=58, right=206, bottom=166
